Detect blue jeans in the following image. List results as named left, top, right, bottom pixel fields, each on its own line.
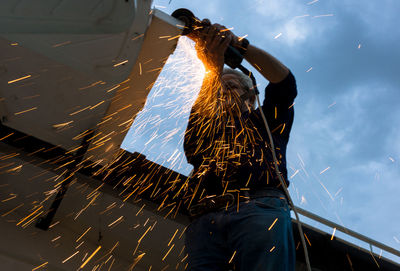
left=185, top=197, right=295, bottom=271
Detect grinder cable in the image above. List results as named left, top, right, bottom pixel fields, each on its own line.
left=255, top=94, right=312, bottom=271
left=239, top=65, right=312, bottom=271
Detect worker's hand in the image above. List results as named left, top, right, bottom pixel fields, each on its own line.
left=191, top=21, right=232, bottom=74
left=216, top=27, right=242, bottom=50
left=187, top=18, right=211, bottom=43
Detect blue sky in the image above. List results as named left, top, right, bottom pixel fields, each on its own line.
left=122, top=0, right=400, bottom=262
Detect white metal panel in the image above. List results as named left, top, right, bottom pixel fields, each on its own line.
left=0, top=0, right=139, bottom=34
left=1, top=0, right=152, bottom=84
left=84, top=9, right=183, bottom=165
left=0, top=1, right=163, bottom=151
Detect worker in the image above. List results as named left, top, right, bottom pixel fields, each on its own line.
left=183, top=19, right=297, bottom=271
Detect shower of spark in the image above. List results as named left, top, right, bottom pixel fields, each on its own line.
left=122, top=36, right=205, bottom=174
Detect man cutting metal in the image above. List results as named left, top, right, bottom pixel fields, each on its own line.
left=180, top=15, right=298, bottom=271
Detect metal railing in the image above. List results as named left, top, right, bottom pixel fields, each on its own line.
left=295, top=206, right=400, bottom=259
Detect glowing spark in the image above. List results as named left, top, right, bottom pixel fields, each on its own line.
left=8, top=75, right=31, bottom=84
left=6, top=165, right=22, bottom=173
left=32, top=262, right=48, bottom=270
left=306, top=67, right=313, bottom=72
left=105, top=255, right=113, bottom=264
left=90, top=101, right=105, bottom=110
left=290, top=169, right=299, bottom=179
left=269, top=246, right=276, bottom=252
left=79, top=81, right=103, bottom=90
left=72, top=130, right=91, bottom=140
left=22, top=94, right=40, bottom=100
left=238, top=34, right=249, bottom=41
left=268, top=218, right=278, bottom=231
left=179, top=227, right=187, bottom=239
left=139, top=62, right=142, bottom=75
left=118, top=104, right=132, bottom=112
left=0, top=132, right=14, bottom=141
left=51, top=236, right=61, bottom=242
left=274, top=33, right=282, bottom=39
left=107, top=85, right=120, bottom=93
left=113, top=60, right=128, bottom=67
left=65, top=145, right=83, bottom=155
left=130, top=253, right=146, bottom=269
left=21, top=210, right=43, bottom=228
left=17, top=206, right=43, bottom=226
left=313, top=14, right=334, bottom=18
left=330, top=228, right=337, bottom=240
left=49, top=221, right=60, bottom=228
left=220, top=27, right=234, bottom=32
left=10, top=42, right=18, bottom=46
left=307, top=0, right=319, bottom=4
left=245, top=173, right=252, bottom=187
left=76, top=227, right=91, bottom=242
left=132, top=33, right=144, bottom=41
left=358, top=44, right=362, bottom=49
left=293, top=15, right=310, bottom=19
left=75, top=192, right=100, bottom=220
left=320, top=166, right=330, bottom=174
left=167, top=35, right=181, bottom=41
left=304, top=233, right=312, bottom=246
left=168, top=229, right=179, bottom=246
left=334, top=187, right=343, bottom=197
left=253, top=63, right=262, bottom=71
left=2, top=203, right=24, bottom=217
left=162, top=244, right=175, bottom=261
left=138, top=226, right=152, bottom=243
left=14, top=107, right=37, bottom=115
left=53, top=121, right=73, bottom=129
left=317, top=179, right=334, bottom=201
left=280, top=123, right=286, bottom=134
left=76, top=241, right=84, bottom=249
left=80, top=246, right=101, bottom=269
left=108, top=216, right=124, bottom=228
left=328, top=102, right=336, bottom=108
left=70, top=106, right=90, bottom=116
left=228, top=251, right=236, bottom=264
left=1, top=153, right=19, bottom=161
left=52, top=41, right=72, bottom=47
left=62, top=251, right=80, bottom=263
left=135, top=204, right=146, bottom=216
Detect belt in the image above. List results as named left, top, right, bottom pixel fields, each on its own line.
left=188, top=188, right=287, bottom=219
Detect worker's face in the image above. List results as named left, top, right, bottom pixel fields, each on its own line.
left=221, top=73, right=251, bottom=114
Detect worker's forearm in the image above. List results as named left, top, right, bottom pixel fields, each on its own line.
left=244, top=44, right=289, bottom=83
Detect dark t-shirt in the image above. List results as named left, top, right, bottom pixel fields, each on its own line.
left=184, top=71, right=297, bottom=196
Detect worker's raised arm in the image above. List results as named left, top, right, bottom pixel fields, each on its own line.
left=244, top=44, right=289, bottom=83
left=222, top=29, right=289, bottom=83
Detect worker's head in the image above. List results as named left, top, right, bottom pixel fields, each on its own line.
left=221, top=68, right=256, bottom=114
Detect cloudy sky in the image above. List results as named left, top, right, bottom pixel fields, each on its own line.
left=122, top=0, right=400, bottom=262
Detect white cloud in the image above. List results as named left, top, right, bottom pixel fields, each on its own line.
left=252, top=0, right=304, bottom=19
left=249, top=0, right=339, bottom=46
